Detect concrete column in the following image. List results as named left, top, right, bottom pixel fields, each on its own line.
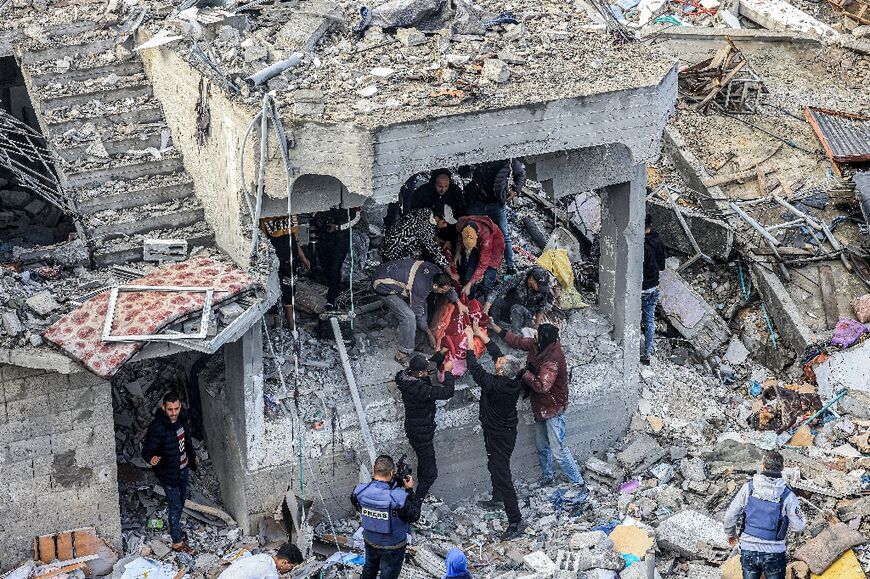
left=599, top=164, right=646, bottom=363
left=223, top=323, right=265, bottom=470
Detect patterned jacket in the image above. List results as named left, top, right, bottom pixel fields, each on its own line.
left=382, top=208, right=450, bottom=271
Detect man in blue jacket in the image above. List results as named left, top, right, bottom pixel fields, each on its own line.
left=351, top=455, right=421, bottom=579
left=724, top=450, right=806, bottom=579
left=142, top=392, right=198, bottom=554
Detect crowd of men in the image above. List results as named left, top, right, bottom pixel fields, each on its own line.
left=141, top=162, right=808, bottom=579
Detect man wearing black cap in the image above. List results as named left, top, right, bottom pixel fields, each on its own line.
left=396, top=352, right=456, bottom=502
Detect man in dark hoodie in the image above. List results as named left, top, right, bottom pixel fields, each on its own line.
left=642, top=213, right=666, bottom=365
left=396, top=353, right=456, bottom=502
left=464, top=322, right=524, bottom=540
left=491, top=321, right=584, bottom=487
left=142, top=392, right=198, bottom=554
left=724, top=450, right=806, bottom=579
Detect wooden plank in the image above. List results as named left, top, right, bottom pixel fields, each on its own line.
left=36, top=535, right=55, bottom=564
left=703, top=168, right=757, bottom=187
left=818, top=265, right=839, bottom=329
left=55, top=532, right=73, bottom=562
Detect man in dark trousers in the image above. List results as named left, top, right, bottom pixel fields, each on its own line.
left=351, top=455, right=420, bottom=579
left=142, top=392, right=198, bottom=554
left=396, top=353, right=456, bottom=502
left=464, top=322, right=524, bottom=540
left=313, top=206, right=360, bottom=310
left=642, top=213, right=666, bottom=365
left=466, top=159, right=526, bottom=274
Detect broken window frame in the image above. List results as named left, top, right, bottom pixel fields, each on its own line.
left=101, top=285, right=215, bottom=343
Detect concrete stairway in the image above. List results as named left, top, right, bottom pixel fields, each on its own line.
left=15, top=10, right=213, bottom=266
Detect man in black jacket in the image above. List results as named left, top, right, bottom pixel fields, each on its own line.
left=642, top=214, right=667, bottom=366
left=464, top=322, right=525, bottom=540
left=396, top=353, right=456, bottom=502
left=142, top=392, right=198, bottom=554
left=466, top=159, right=526, bottom=274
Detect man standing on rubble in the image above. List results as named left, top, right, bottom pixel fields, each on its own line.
left=490, top=321, right=585, bottom=487
left=371, top=257, right=468, bottom=366
left=397, top=353, right=456, bottom=502
left=142, top=392, right=198, bottom=554
left=313, top=206, right=360, bottom=311
left=464, top=322, right=525, bottom=540
left=351, top=455, right=421, bottom=579
left=724, top=450, right=806, bottom=579
left=642, top=213, right=666, bottom=366
left=466, top=159, right=526, bottom=275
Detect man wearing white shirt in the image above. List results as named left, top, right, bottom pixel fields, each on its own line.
left=218, top=543, right=303, bottom=579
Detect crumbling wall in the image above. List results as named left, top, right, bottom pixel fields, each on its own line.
left=0, top=364, right=121, bottom=567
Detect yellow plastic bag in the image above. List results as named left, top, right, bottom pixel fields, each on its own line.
left=536, top=249, right=588, bottom=310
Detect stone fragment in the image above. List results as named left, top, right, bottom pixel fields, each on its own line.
left=482, top=58, right=510, bottom=83
left=85, top=138, right=109, bottom=159
left=620, top=561, right=662, bottom=579
left=370, top=67, right=394, bottom=77
left=618, top=434, right=666, bottom=472
left=147, top=539, right=170, bottom=558
left=358, top=85, right=378, bottom=97
left=656, top=510, right=729, bottom=561
left=524, top=551, right=557, bottom=573
left=497, top=47, right=527, bottom=64
left=680, top=457, right=707, bottom=482
left=2, top=311, right=23, bottom=335
left=143, top=239, right=187, bottom=262
left=26, top=291, right=60, bottom=316
left=724, top=337, right=750, bottom=364
left=647, top=416, right=663, bottom=432
left=244, top=43, right=268, bottom=62
left=687, top=563, right=720, bottom=579
left=396, top=27, right=426, bottom=46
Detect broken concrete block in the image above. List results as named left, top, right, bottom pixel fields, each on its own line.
left=523, top=551, right=557, bottom=574
left=814, top=340, right=870, bottom=397
left=687, top=563, right=720, bottom=579
left=724, top=337, right=750, bottom=365
left=243, top=43, right=268, bottom=63
left=617, top=434, right=666, bottom=472
left=619, top=561, right=662, bottom=579
left=794, top=523, right=866, bottom=575
left=482, top=58, right=510, bottom=83
left=143, top=238, right=188, bottom=262
left=294, top=89, right=325, bottom=117
left=23, top=198, right=47, bottom=217
left=680, top=457, right=707, bottom=482
left=26, top=291, right=60, bottom=316
left=585, top=457, right=624, bottom=485
left=656, top=510, right=729, bottom=561
left=646, top=197, right=733, bottom=261
left=658, top=269, right=730, bottom=358
left=147, top=539, right=170, bottom=558
left=567, top=531, right=623, bottom=571
left=396, top=26, right=426, bottom=46
left=2, top=311, right=23, bottom=336
left=218, top=302, right=246, bottom=323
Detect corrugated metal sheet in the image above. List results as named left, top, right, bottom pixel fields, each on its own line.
left=805, top=106, right=870, bottom=163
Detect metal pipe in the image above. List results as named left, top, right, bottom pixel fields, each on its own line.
left=330, top=317, right=377, bottom=467
left=729, top=202, right=781, bottom=247
left=646, top=549, right=656, bottom=579
left=246, top=53, right=303, bottom=87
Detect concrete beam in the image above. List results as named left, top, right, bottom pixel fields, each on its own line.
left=662, top=126, right=729, bottom=213
left=750, top=262, right=818, bottom=354
left=647, top=197, right=734, bottom=260
left=642, top=26, right=824, bottom=44
left=528, top=143, right=638, bottom=198
left=737, top=0, right=837, bottom=37
left=0, top=347, right=85, bottom=374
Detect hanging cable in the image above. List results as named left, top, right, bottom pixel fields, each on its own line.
left=347, top=207, right=355, bottom=329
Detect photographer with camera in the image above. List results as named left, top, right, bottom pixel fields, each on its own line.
left=351, top=455, right=421, bottom=579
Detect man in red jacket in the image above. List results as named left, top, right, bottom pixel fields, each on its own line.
left=491, top=321, right=584, bottom=486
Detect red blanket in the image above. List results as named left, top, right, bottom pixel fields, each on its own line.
left=430, top=297, right=489, bottom=377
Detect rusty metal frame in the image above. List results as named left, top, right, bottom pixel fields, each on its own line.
left=804, top=106, right=870, bottom=163
left=101, top=285, right=214, bottom=342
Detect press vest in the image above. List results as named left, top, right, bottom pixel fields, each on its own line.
left=353, top=480, right=411, bottom=549
left=743, top=480, right=792, bottom=541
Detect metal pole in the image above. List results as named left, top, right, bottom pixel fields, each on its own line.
left=330, top=317, right=377, bottom=467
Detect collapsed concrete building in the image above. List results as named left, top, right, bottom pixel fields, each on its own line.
left=0, top=0, right=678, bottom=564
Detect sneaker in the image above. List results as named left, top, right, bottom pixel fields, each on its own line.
left=500, top=520, right=525, bottom=541
left=640, top=356, right=651, bottom=366
left=478, top=498, right=504, bottom=510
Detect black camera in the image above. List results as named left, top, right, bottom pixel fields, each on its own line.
left=393, top=454, right=413, bottom=487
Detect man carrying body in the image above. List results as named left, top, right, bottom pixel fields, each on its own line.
left=484, top=266, right=554, bottom=333
left=218, top=543, right=303, bottom=579
left=490, top=321, right=584, bottom=487
left=724, top=450, right=806, bottom=579
left=641, top=214, right=666, bottom=365
left=351, top=455, right=421, bottom=579
left=142, top=392, right=198, bottom=554
left=371, top=258, right=468, bottom=366
left=397, top=353, right=456, bottom=502
left=464, top=322, right=524, bottom=539
left=466, top=159, right=526, bottom=275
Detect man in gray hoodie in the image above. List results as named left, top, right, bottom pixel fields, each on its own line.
left=723, top=450, right=806, bottom=579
